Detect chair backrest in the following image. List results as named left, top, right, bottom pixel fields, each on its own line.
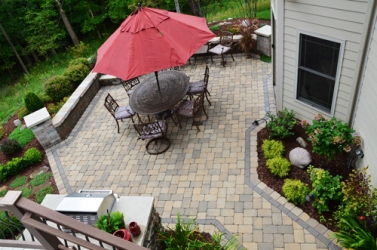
left=220, top=31, right=233, bottom=47
left=193, top=90, right=206, bottom=115
left=104, top=93, right=119, bottom=118
left=203, top=65, right=209, bottom=86
left=121, top=77, right=140, bottom=95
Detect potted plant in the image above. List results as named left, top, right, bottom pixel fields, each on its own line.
left=95, top=210, right=125, bottom=234
left=237, top=19, right=259, bottom=58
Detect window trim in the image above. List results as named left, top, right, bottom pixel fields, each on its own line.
left=294, top=30, right=345, bottom=116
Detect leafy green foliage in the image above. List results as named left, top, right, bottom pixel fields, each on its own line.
left=0, top=211, right=24, bottom=239
left=0, top=126, right=4, bottom=139
left=0, top=139, right=22, bottom=155
left=262, top=139, right=285, bottom=159
left=68, top=57, right=91, bottom=69
left=282, top=179, right=310, bottom=205
left=0, top=190, right=8, bottom=197
left=266, top=157, right=291, bottom=178
left=24, top=148, right=43, bottom=165
left=157, top=214, right=240, bottom=249
left=329, top=216, right=377, bottom=250
left=36, top=186, right=55, bottom=204
left=266, top=108, right=296, bottom=138
left=9, top=126, right=35, bottom=147
left=95, top=211, right=125, bottom=234
left=307, top=166, right=343, bottom=213
left=302, top=114, right=361, bottom=159
left=0, top=147, right=42, bottom=182
left=10, top=176, right=27, bottom=189
left=21, top=187, right=32, bottom=198
left=67, top=42, right=90, bottom=59
left=227, top=26, right=240, bottom=35
left=30, top=173, right=52, bottom=187
left=65, top=63, right=91, bottom=90
left=44, top=75, right=72, bottom=102
left=47, top=97, right=69, bottom=117
left=17, top=107, right=29, bottom=120
left=334, top=167, right=377, bottom=227
left=24, top=92, right=44, bottom=113
left=209, top=25, right=220, bottom=31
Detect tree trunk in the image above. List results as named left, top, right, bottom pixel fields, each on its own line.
left=31, top=51, right=40, bottom=63
left=0, top=22, right=29, bottom=75
left=187, top=0, right=202, bottom=16
left=54, top=0, right=80, bottom=46
left=174, top=0, right=181, bottom=13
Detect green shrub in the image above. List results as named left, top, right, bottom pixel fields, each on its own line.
left=95, top=211, right=125, bottom=234
left=266, top=157, right=291, bottom=178
left=307, top=166, right=343, bottom=213
left=44, top=75, right=72, bottom=102
left=64, top=63, right=90, bottom=90
left=0, top=211, right=24, bottom=239
left=282, top=179, right=310, bottom=205
left=227, top=25, right=240, bottom=34
left=302, top=114, right=360, bottom=160
left=47, top=96, right=69, bottom=117
left=30, top=172, right=52, bottom=187
left=9, top=126, right=34, bottom=147
left=88, top=54, right=97, bottom=68
left=266, top=108, right=296, bottom=138
left=68, top=57, right=91, bottom=69
left=24, top=92, right=44, bottom=113
left=329, top=215, right=377, bottom=250
left=0, top=189, right=8, bottom=197
left=39, top=93, right=53, bottom=103
left=209, top=25, right=220, bottom=31
left=5, top=157, right=27, bottom=178
left=24, top=147, right=43, bottom=165
left=36, top=186, right=54, bottom=204
left=0, top=139, right=22, bottom=155
left=17, top=107, right=29, bottom=120
left=0, top=126, right=4, bottom=139
left=10, top=176, right=27, bottom=189
left=21, top=187, right=32, bottom=198
left=67, top=41, right=89, bottom=58
left=262, top=139, right=285, bottom=159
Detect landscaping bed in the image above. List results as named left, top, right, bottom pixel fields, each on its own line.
left=0, top=113, right=59, bottom=203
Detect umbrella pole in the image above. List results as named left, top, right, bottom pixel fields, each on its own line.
left=155, top=71, right=161, bottom=91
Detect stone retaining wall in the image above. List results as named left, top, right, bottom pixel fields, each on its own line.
left=52, top=72, right=101, bottom=139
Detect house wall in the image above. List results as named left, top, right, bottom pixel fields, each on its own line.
left=353, top=10, right=377, bottom=187
left=281, top=0, right=369, bottom=122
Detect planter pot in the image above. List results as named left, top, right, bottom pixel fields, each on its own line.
left=128, top=221, right=141, bottom=237
left=113, top=229, right=133, bottom=242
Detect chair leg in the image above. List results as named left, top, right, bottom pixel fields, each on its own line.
left=205, top=91, right=211, bottom=106
left=230, top=53, right=235, bottom=61
left=115, top=120, right=120, bottom=133
left=192, top=116, right=200, bottom=131
left=220, top=54, right=226, bottom=67
left=202, top=106, right=208, bottom=120
left=176, top=113, right=182, bottom=129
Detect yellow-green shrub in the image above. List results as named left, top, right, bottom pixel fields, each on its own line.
left=262, top=139, right=285, bottom=159
left=44, top=75, right=72, bottom=102
left=266, top=157, right=291, bottom=178
left=282, top=179, right=310, bottom=205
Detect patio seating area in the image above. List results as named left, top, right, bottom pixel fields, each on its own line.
left=44, top=55, right=340, bottom=250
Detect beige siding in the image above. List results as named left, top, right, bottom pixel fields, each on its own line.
left=353, top=17, right=377, bottom=186
left=282, top=0, right=368, bottom=122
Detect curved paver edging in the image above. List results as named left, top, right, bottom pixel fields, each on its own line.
left=243, top=74, right=341, bottom=250
left=48, top=60, right=340, bottom=249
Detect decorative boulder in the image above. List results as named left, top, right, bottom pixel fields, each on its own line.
left=296, top=137, right=307, bottom=148
left=289, top=147, right=311, bottom=169
left=14, top=119, right=21, bottom=127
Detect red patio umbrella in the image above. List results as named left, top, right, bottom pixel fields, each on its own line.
left=92, top=5, right=215, bottom=90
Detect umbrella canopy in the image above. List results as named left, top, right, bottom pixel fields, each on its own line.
left=92, top=6, right=215, bottom=81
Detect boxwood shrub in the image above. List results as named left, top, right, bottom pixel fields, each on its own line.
left=266, top=157, right=291, bottom=178
left=262, top=139, right=285, bottom=159
left=282, top=179, right=310, bottom=205
left=44, top=75, right=72, bottom=102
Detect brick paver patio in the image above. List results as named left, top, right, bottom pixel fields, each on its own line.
left=44, top=54, right=341, bottom=250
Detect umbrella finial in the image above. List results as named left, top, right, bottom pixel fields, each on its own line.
left=137, top=2, right=142, bottom=8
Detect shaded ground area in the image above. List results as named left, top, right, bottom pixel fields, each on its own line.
left=257, top=124, right=352, bottom=231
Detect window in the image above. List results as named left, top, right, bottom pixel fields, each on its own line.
left=296, top=32, right=344, bottom=114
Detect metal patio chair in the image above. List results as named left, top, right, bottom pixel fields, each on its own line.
left=104, top=93, right=135, bottom=133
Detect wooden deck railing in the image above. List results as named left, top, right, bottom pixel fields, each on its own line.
left=0, top=191, right=148, bottom=250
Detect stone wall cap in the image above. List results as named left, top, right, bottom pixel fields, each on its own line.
left=255, top=25, right=271, bottom=37
left=24, top=107, right=51, bottom=128
left=99, top=74, right=117, bottom=80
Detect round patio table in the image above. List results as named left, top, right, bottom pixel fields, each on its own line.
left=129, top=70, right=189, bottom=115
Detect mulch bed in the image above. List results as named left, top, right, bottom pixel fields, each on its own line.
left=209, top=18, right=271, bottom=36
left=0, top=113, right=58, bottom=202
left=257, top=124, right=352, bottom=231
